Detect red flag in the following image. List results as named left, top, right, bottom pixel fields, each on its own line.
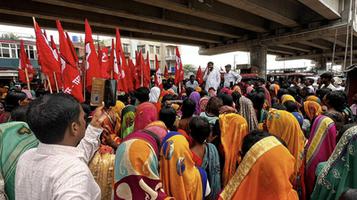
left=100, top=47, right=110, bottom=79
left=57, top=20, right=84, bottom=102
left=33, top=19, right=61, bottom=74
left=128, top=58, right=137, bottom=90
left=65, top=32, right=78, bottom=64
left=115, top=28, right=128, bottom=93
left=174, top=47, right=183, bottom=85
left=154, top=55, right=162, bottom=88
left=164, top=65, right=169, bottom=79
left=18, top=40, right=35, bottom=83
left=143, top=52, right=151, bottom=88
left=85, top=19, right=101, bottom=89
left=49, top=36, right=63, bottom=90
left=196, top=65, right=203, bottom=85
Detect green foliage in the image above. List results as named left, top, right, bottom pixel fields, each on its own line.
left=0, top=33, right=19, bottom=40
left=183, top=64, right=196, bottom=76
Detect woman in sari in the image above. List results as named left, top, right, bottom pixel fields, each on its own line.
left=265, top=109, right=306, bottom=195
left=0, top=121, right=39, bottom=200
left=219, top=131, right=298, bottom=200
left=149, top=86, right=162, bottom=113
left=238, top=95, right=258, bottom=131
left=120, top=105, right=135, bottom=139
left=219, top=113, right=248, bottom=186
left=160, top=132, right=209, bottom=200
left=134, top=102, right=158, bottom=131
left=311, top=125, right=357, bottom=200
left=189, top=117, right=221, bottom=199
left=189, top=91, right=201, bottom=116
left=303, top=101, right=337, bottom=198
left=306, top=95, right=321, bottom=104
left=114, top=124, right=169, bottom=199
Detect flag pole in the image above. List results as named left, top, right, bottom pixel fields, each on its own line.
left=53, top=72, right=59, bottom=93
left=47, top=75, right=53, bottom=94
left=24, top=68, right=31, bottom=91
left=82, top=56, right=86, bottom=102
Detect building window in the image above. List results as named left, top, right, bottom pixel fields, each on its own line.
left=156, top=46, right=160, bottom=54
left=123, top=43, right=129, bottom=54
left=10, top=44, right=17, bottom=58
left=28, top=46, right=35, bottom=59
left=0, top=43, right=10, bottom=58
left=150, top=60, right=154, bottom=69
left=149, top=45, right=154, bottom=53
left=137, top=45, right=146, bottom=53
left=166, top=47, right=175, bottom=56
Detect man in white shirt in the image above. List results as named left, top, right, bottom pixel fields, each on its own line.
left=185, top=75, right=199, bottom=90
left=203, top=61, right=221, bottom=92
left=223, top=64, right=241, bottom=88
left=320, top=72, right=336, bottom=91
left=15, top=93, right=105, bottom=200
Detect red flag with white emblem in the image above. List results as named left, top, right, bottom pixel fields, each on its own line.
left=18, top=40, right=35, bottom=83
left=57, top=20, right=84, bottom=102
left=85, top=19, right=101, bottom=89
left=154, top=55, right=162, bottom=88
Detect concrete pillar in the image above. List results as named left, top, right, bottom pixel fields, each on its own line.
left=250, top=45, right=267, bottom=79
left=316, top=57, right=327, bottom=71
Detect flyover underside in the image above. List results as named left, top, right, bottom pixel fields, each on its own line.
left=0, top=0, right=354, bottom=63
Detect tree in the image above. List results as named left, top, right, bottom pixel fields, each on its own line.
left=0, top=33, right=19, bottom=40
left=183, top=64, right=196, bottom=78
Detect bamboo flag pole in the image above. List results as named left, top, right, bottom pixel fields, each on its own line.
left=24, top=68, right=31, bottom=91
left=83, top=55, right=86, bottom=102
left=53, top=72, right=59, bottom=93
left=47, top=75, right=53, bottom=94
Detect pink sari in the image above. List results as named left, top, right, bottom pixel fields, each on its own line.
left=304, top=115, right=336, bottom=197
left=134, top=102, right=158, bottom=131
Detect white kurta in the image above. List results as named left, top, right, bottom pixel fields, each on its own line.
left=224, top=71, right=241, bottom=88
left=15, top=125, right=102, bottom=200
left=203, top=69, right=221, bottom=91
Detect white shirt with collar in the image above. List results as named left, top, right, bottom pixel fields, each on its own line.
left=185, top=80, right=199, bottom=89
left=224, top=70, right=241, bottom=88
left=203, top=68, right=221, bottom=91
left=15, top=125, right=102, bottom=200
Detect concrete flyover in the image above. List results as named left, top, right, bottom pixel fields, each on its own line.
left=0, top=0, right=356, bottom=76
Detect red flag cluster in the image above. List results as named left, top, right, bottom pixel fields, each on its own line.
left=30, top=18, right=185, bottom=102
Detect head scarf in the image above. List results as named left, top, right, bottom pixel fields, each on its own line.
left=221, top=87, right=232, bottom=95
left=199, top=96, right=209, bottom=112
left=160, top=132, right=205, bottom=200
left=219, top=105, right=237, bottom=114
left=189, top=91, right=201, bottom=115
left=219, top=113, right=248, bottom=186
left=281, top=94, right=296, bottom=104
left=120, top=105, right=136, bottom=138
left=232, top=85, right=241, bottom=94
left=269, top=83, right=280, bottom=96
left=219, top=136, right=298, bottom=200
left=311, top=125, right=357, bottom=200
left=134, top=102, right=158, bottom=131
left=195, top=86, right=202, bottom=93
left=149, top=87, right=161, bottom=103
left=145, top=121, right=168, bottom=141
left=114, top=128, right=168, bottom=200
left=304, top=115, right=336, bottom=197
left=239, top=96, right=258, bottom=131
left=261, top=86, right=272, bottom=108
left=266, top=110, right=306, bottom=181
left=202, top=143, right=221, bottom=199
left=304, top=100, right=322, bottom=121
left=306, top=95, right=321, bottom=104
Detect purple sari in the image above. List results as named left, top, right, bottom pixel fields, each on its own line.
left=304, top=115, right=337, bottom=197
left=189, top=91, right=201, bottom=115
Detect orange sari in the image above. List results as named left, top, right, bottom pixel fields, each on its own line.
left=219, top=136, right=298, bottom=200
left=219, top=113, right=248, bottom=186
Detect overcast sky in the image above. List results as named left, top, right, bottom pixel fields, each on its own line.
left=0, top=24, right=315, bottom=70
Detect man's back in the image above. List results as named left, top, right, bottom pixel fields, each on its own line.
left=15, top=143, right=100, bottom=200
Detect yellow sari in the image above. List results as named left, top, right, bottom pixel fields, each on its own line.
left=219, top=113, right=248, bottom=186
left=219, top=136, right=298, bottom=200
left=266, top=110, right=306, bottom=180
left=303, top=100, right=322, bottom=121
left=281, top=94, right=296, bottom=104
left=160, top=132, right=204, bottom=200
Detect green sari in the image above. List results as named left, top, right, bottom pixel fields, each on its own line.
left=120, top=105, right=136, bottom=139
left=311, top=125, right=357, bottom=200
left=0, top=122, right=39, bottom=200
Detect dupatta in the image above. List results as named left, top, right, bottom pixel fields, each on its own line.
left=219, top=136, right=298, bottom=200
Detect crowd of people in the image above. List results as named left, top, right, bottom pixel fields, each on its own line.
left=0, top=62, right=357, bottom=200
